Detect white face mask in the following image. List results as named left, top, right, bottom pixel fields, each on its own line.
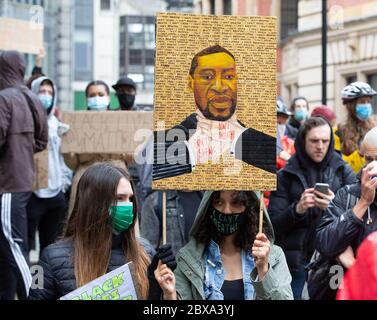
left=87, top=96, right=109, bottom=111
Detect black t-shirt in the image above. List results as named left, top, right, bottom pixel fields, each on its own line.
left=221, top=279, right=245, bottom=300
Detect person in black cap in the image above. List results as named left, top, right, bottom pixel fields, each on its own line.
left=112, top=76, right=137, bottom=111
left=276, top=97, right=297, bottom=170
left=277, top=96, right=298, bottom=140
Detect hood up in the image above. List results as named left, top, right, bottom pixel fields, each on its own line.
left=31, top=76, right=57, bottom=117
left=0, top=50, right=26, bottom=90
left=189, top=191, right=275, bottom=244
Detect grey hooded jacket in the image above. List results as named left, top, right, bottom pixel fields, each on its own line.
left=174, top=191, right=293, bottom=300
left=30, top=76, right=72, bottom=198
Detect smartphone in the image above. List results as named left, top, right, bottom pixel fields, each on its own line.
left=314, top=183, right=330, bottom=195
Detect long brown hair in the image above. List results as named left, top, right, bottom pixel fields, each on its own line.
left=64, top=162, right=150, bottom=299
left=339, top=100, right=376, bottom=156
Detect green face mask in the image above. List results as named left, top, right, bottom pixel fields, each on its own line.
left=109, top=202, right=134, bottom=234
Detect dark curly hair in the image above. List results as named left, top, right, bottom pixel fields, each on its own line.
left=191, top=191, right=262, bottom=251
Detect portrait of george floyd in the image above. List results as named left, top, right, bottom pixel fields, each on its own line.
left=152, top=13, right=277, bottom=191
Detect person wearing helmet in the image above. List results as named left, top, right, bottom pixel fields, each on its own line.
left=277, top=97, right=298, bottom=140
left=335, top=81, right=377, bottom=173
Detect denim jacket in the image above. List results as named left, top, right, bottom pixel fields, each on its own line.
left=203, top=240, right=255, bottom=300
left=175, top=191, right=293, bottom=300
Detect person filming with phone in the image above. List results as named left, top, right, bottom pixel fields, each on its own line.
left=268, top=117, right=356, bottom=299
left=316, top=126, right=377, bottom=297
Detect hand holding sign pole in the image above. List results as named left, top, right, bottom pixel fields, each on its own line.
left=259, top=191, right=264, bottom=234
left=162, top=191, right=167, bottom=245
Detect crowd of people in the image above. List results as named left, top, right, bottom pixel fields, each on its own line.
left=1, top=49, right=377, bottom=300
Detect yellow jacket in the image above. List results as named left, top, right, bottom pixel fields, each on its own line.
left=333, top=126, right=364, bottom=173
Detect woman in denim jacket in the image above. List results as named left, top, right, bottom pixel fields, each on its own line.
left=174, top=190, right=293, bottom=300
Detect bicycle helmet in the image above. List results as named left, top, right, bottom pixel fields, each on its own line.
left=341, top=81, right=377, bottom=101
left=277, top=97, right=291, bottom=116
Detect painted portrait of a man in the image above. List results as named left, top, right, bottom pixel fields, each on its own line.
left=153, top=44, right=276, bottom=181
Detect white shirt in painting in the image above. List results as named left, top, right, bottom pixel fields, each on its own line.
left=188, top=109, right=247, bottom=165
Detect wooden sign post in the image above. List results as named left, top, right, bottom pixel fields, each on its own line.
left=259, top=192, right=264, bottom=234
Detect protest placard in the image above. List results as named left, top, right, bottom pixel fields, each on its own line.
left=32, top=149, right=48, bottom=191
left=61, top=111, right=153, bottom=157
left=0, top=18, right=43, bottom=54
left=59, top=262, right=139, bottom=300
left=153, top=13, right=277, bottom=191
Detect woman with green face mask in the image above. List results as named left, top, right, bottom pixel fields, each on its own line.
left=29, top=163, right=177, bottom=300
left=174, top=191, right=293, bottom=300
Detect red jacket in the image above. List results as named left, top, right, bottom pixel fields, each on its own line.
left=337, top=231, right=377, bottom=300
left=277, top=135, right=295, bottom=170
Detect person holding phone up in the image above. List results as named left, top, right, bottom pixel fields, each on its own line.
left=268, top=117, right=356, bottom=299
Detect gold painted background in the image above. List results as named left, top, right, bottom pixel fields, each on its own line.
left=153, top=13, right=277, bottom=191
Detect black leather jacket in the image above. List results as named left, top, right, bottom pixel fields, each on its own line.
left=316, top=180, right=377, bottom=259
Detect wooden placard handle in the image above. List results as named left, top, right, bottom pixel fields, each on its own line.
left=259, top=192, right=264, bottom=234
left=162, top=191, right=167, bottom=245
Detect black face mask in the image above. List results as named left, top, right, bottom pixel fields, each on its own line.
left=118, top=94, right=135, bottom=110
left=210, top=207, right=247, bottom=235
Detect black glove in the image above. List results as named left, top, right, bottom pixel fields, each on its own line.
left=148, top=244, right=177, bottom=277
left=147, top=244, right=177, bottom=300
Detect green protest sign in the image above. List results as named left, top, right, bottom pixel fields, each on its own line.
left=59, top=262, right=139, bottom=300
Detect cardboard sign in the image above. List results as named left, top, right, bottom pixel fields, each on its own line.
left=61, top=111, right=153, bottom=156
left=32, top=149, right=48, bottom=191
left=0, top=18, right=43, bottom=54
left=59, top=262, right=139, bottom=300
left=153, top=13, right=277, bottom=191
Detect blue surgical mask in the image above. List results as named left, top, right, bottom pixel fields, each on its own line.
left=356, top=104, right=372, bottom=121
left=87, top=96, right=109, bottom=111
left=38, top=94, right=53, bottom=110
left=294, top=109, right=308, bottom=122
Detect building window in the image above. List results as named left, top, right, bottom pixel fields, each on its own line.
left=145, top=50, right=155, bottom=66
left=75, top=0, right=93, bottom=28
left=74, top=0, right=93, bottom=81
left=100, top=0, right=111, bottom=11
left=166, top=0, right=194, bottom=12
left=119, top=16, right=156, bottom=91
left=223, top=0, right=232, bottom=15
left=129, top=49, right=142, bottom=65
left=367, top=73, right=377, bottom=113
left=280, top=0, right=298, bottom=41
left=346, top=75, right=357, bottom=85
left=144, top=24, right=155, bottom=49
left=74, top=41, right=92, bottom=80
left=210, top=0, right=215, bottom=14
